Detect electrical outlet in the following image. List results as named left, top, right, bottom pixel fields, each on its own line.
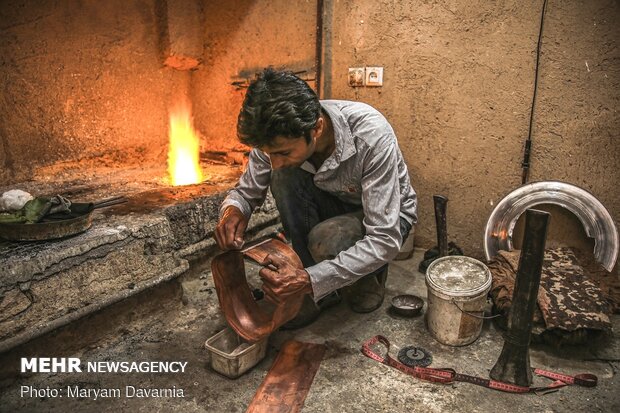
left=348, top=67, right=365, bottom=87
left=365, top=67, right=383, bottom=86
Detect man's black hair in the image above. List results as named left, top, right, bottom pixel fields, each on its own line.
left=237, top=68, right=321, bottom=147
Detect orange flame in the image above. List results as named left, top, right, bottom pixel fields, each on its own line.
left=168, top=102, right=203, bottom=186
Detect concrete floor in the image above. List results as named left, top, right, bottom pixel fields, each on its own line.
left=0, top=249, right=618, bottom=412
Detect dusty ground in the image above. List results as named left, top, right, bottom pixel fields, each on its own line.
left=0, top=249, right=618, bottom=412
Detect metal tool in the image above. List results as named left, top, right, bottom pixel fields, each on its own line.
left=419, top=195, right=464, bottom=272
left=240, top=237, right=276, bottom=253
left=397, top=346, right=432, bottom=367
left=434, top=195, right=449, bottom=257
left=240, top=235, right=284, bottom=271
left=490, top=209, right=549, bottom=387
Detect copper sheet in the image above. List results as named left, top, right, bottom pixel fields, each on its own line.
left=246, top=340, right=326, bottom=413
left=211, top=239, right=305, bottom=343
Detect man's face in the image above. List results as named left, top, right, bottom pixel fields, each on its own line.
left=259, top=135, right=316, bottom=170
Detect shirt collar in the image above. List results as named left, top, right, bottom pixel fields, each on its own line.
left=319, top=100, right=357, bottom=168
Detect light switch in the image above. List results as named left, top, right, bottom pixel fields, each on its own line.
left=348, top=68, right=365, bottom=87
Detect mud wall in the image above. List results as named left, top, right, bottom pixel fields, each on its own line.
left=0, top=0, right=318, bottom=181
left=191, top=0, right=317, bottom=153
left=0, top=0, right=618, bottom=258
left=0, top=0, right=182, bottom=185
left=321, top=0, right=619, bottom=257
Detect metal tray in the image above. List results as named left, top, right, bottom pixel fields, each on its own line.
left=205, top=327, right=268, bottom=379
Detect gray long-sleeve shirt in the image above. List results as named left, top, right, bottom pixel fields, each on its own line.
left=221, top=100, right=417, bottom=301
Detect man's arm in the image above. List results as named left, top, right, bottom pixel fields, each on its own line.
left=219, top=148, right=272, bottom=218
left=306, top=140, right=407, bottom=301
left=215, top=149, right=272, bottom=250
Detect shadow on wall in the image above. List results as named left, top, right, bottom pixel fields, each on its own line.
left=512, top=203, right=594, bottom=253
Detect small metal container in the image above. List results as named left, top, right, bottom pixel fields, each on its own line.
left=391, top=295, right=424, bottom=317
left=205, top=327, right=268, bottom=379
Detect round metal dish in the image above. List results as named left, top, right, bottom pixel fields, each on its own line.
left=391, top=294, right=424, bottom=317
left=0, top=203, right=94, bottom=241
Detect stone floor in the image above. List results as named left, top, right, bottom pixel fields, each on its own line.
left=0, top=249, right=618, bottom=412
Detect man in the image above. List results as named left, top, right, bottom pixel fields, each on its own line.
left=215, top=68, right=417, bottom=326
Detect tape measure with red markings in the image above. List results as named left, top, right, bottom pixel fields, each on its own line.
left=361, top=335, right=597, bottom=394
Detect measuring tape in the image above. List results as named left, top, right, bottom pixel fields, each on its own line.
left=361, top=335, right=597, bottom=394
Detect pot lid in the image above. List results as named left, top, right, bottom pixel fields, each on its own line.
left=426, top=256, right=491, bottom=296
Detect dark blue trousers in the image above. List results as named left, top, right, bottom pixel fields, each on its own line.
left=270, top=167, right=410, bottom=271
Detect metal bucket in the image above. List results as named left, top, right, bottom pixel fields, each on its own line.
left=425, top=256, right=491, bottom=346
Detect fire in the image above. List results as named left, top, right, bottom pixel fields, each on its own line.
left=167, top=102, right=203, bottom=186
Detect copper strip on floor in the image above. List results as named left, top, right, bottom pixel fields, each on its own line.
left=246, top=340, right=326, bottom=413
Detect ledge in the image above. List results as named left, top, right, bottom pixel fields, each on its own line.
left=0, top=187, right=279, bottom=353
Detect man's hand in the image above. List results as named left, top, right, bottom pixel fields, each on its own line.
left=214, top=206, right=249, bottom=250
left=258, top=253, right=313, bottom=303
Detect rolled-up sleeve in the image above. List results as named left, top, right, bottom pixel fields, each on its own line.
left=220, top=149, right=272, bottom=218
left=306, top=140, right=403, bottom=301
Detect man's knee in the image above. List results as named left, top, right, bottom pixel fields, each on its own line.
left=307, top=211, right=364, bottom=262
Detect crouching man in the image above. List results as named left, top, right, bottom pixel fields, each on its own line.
left=215, top=68, right=417, bottom=327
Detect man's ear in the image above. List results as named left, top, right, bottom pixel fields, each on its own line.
left=313, top=116, right=324, bottom=139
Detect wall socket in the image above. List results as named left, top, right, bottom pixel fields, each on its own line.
left=365, top=67, right=383, bottom=86
left=348, top=67, right=365, bottom=87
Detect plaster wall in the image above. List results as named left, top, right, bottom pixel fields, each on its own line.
left=0, top=0, right=617, bottom=260
left=0, top=0, right=182, bottom=185
left=191, top=0, right=318, bottom=153
left=322, top=0, right=619, bottom=257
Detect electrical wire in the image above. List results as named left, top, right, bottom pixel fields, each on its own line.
left=521, top=0, right=549, bottom=185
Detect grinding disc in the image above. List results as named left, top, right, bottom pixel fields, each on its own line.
left=397, top=346, right=432, bottom=368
